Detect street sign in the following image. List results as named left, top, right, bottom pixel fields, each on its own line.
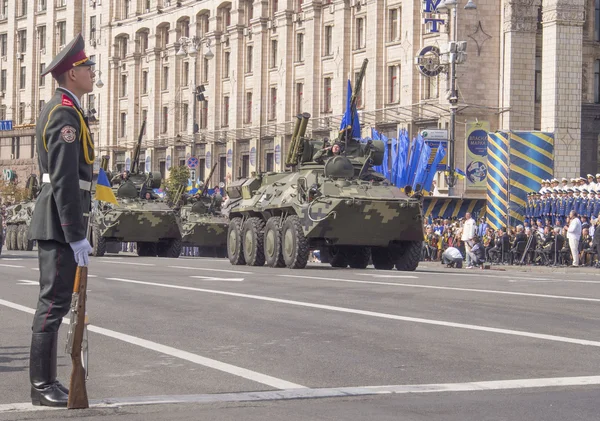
left=0, top=120, right=13, bottom=131
left=421, top=129, right=448, bottom=140
left=187, top=156, right=199, bottom=169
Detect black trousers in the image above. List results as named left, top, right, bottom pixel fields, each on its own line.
left=32, top=240, right=77, bottom=333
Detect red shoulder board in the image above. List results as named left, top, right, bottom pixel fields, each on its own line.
left=61, top=95, right=74, bottom=107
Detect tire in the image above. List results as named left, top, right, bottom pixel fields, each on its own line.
left=23, top=226, right=34, bottom=251
left=281, top=215, right=309, bottom=269
left=5, top=226, right=12, bottom=250
left=16, top=225, right=25, bottom=251
left=371, top=246, right=395, bottom=270
left=10, top=226, right=18, bottom=251
left=264, top=217, right=285, bottom=268
left=137, top=242, right=157, bottom=257
left=327, top=246, right=348, bottom=268
left=347, top=246, right=371, bottom=269
left=394, top=241, right=422, bottom=271
left=227, top=218, right=246, bottom=265
left=91, top=227, right=106, bottom=257
left=157, top=239, right=182, bottom=258
left=242, top=217, right=266, bottom=266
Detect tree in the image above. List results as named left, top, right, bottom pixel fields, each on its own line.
left=0, top=180, right=30, bottom=205
left=165, top=165, right=190, bottom=205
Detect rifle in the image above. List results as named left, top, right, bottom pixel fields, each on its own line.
left=65, top=266, right=89, bottom=409
left=200, top=163, right=218, bottom=197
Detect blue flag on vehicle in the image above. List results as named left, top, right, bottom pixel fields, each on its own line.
left=394, top=130, right=410, bottom=187
left=413, top=142, right=431, bottom=191
left=339, top=79, right=361, bottom=140
left=406, top=135, right=424, bottom=187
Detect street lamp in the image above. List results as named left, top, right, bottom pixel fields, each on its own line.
left=437, top=0, right=476, bottom=196
left=93, top=70, right=104, bottom=88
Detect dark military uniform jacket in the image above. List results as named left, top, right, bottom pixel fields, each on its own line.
left=29, top=88, right=94, bottom=244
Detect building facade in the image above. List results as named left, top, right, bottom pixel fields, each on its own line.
left=0, top=0, right=596, bottom=197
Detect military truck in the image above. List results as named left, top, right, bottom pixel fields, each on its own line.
left=225, top=59, right=424, bottom=270
left=4, top=175, right=38, bottom=251
left=89, top=122, right=182, bottom=258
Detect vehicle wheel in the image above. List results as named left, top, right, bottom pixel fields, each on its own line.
left=91, top=227, right=106, bottom=257
left=371, top=246, right=395, bottom=270
left=281, top=215, right=309, bottom=269
left=347, top=246, right=371, bottom=269
left=264, top=217, right=285, bottom=268
left=23, top=226, right=34, bottom=251
left=10, top=226, right=18, bottom=251
left=16, top=225, right=25, bottom=250
left=157, top=239, right=182, bottom=258
left=243, top=217, right=266, bottom=266
left=227, top=218, right=246, bottom=265
left=5, top=226, right=12, bottom=250
left=327, top=246, right=348, bottom=268
left=394, top=241, right=422, bottom=271
left=137, top=242, right=157, bottom=257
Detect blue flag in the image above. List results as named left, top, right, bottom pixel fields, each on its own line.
left=423, top=145, right=446, bottom=194
left=380, top=134, right=389, bottom=179
left=413, top=142, right=431, bottom=190
left=339, top=79, right=361, bottom=140
left=394, top=130, right=410, bottom=187
left=407, top=135, right=424, bottom=187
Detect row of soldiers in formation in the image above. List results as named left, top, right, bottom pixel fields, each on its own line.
left=526, top=179, right=600, bottom=225
left=538, top=175, right=600, bottom=193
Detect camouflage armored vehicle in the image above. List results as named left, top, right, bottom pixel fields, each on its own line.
left=225, top=60, right=424, bottom=270
left=5, top=175, right=38, bottom=251
left=0, top=212, right=3, bottom=255
left=179, top=164, right=228, bottom=257
left=89, top=122, right=182, bottom=258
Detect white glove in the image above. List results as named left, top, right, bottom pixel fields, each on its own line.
left=70, top=238, right=93, bottom=267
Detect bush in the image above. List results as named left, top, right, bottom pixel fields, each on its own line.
left=165, top=165, right=190, bottom=205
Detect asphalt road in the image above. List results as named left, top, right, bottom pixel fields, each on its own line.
left=1, top=250, right=599, bottom=420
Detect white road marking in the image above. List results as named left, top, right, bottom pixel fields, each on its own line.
left=279, top=274, right=600, bottom=303
left=97, top=260, right=155, bottom=266
left=368, top=274, right=419, bottom=279
left=0, top=258, right=23, bottom=261
left=170, top=265, right=253, bottom=275
left=31, top=268, right=39, bottom=271
left=16, top=280, right=38, bottom=286
left=191, top=276, right=244, bottom=282
left=418, top=271, right=553, bottom=281
left=2, top=374, right=600, bottom=413
left=0, top=298, right=304, bottom=390
left=104, top=277, right=600, bottom=348
left=0, top=263, right=24, bottom=268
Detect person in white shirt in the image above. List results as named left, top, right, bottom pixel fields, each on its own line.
left=566, top=210, right=582, bottom=266
left=441, top=246, right=463, bottom=268
left=461, top=212, right=476, bottom=267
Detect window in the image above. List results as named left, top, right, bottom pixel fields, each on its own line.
left=142, top=109, right=148, bottom=124
left=182, top=61, right=189, bottom=86
left=296, top=82, right=303, bottom=114
left=595, top=60, right=600, bottom=104
left=18, top=30, right=27, bottom=53
left=120, top=113, right=127, bottom=137
left=139, top=32, right=149, bottom=51
left=323, top=77, right=332, bottom=112
left=423, top=75, right=438, bottom=99
left=118, top=37, right=128, bottom=58
left=596, top=0, right=600, bottom=42
left=1, top=0, right=6, bottom=17
left=219, top=156, right=226, bottom=184
left=0, top=69, right=6, bottom=91
left=145, top=0, right=151, bottom=12
left=266, top=152, right=274, bottom=172
left=39, top=63, right=46, bottom=86
left=124, top=0, right=131, bottom=18
left=0, top=105, right=5, bottom=120
left=90, top=16, right=97, bottom=40
left=162, top=106, right=169, bottom=133
left=271, top=0, right=278, bottom=17
left=162, top=66, right=169, bottom=90
left=356, top=17, right=365, bottom=49
left=202, top=57, right=209, bottom=83
left=223, top=95, right=230, bottom=126
left=270, top=39, right=278, bottom=68
left=245, top=92, right=253, bottom=123
left=296, top=0, right=303, bottom=12
left=224, top=51, right=230, bottom=77
left=388, top=8, right=399, bottom=42
left=121, top=74, right=127, bottom=97
left=354, top=71, right=364, bottom=108
left=38, top=0, right=46, bottom=12
left=198, top=14, right=209, bottom=37
left=241, top=155, right=249, bottom=177
left=200, top=100, right=208, bottom=129
left=246, top=1, right=253, bottom=24
left=19, top=0, right=27, bottom=16
left=56, top=0, right=66, bottom=7
left=20, top=66, right=26, bottom=89
left=57, top=22, right=66, bottom=46
left=39, top=100, right=45, bottom=113
left=89, top=55, right=96, bottom=71
left=535, top=56, right=542, bottom=103
left=246, top=46, right=253, bottom=73
left=270, top=87, right=277, bottom=120
left=182, top=103, right=189, bottom=131
left=0, top=34, right=6, bottom=56
left=38, top=26, right=46, bottom=50
left=142, top=71, right=148, bottom=94
left=223, top=7, right=231, bottom=27
left=324, top=26, right=333, bottom=56
left=388, top=65, right=398, bottom=103
left=296, top=33, right=304, bottom=62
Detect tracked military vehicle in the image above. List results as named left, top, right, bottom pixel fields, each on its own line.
left=89, top=121, right=182, bottom=258
left=226, top=59, right=424, bottom=270
left=179, top=164, right=228, bottom=257
left=5, top=175, right=38, bottom=251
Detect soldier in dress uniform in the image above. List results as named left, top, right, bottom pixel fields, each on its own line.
left=27, top=34, right=95, bottom=407
left=586, top=190, right=596, bottom=220
left=565, top=188, right=575, bottom=217
left=581, top=189, right=590, bottom=219
left=558, top=189, right=567, bottom=226
left=525, top=193, right=533, bottom=224
left=561, top=178, right=569, bottom=190
left=573, top=187, right=582, bottom=216
left=587, top=174, right=596, bottom=191
left=543, top=190, right=552, bottom=222
left=534, top=192, right=542, bottom=224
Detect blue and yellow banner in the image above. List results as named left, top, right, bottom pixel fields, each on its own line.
left=486, top=132, right=509, bottom=231
left=422, top=197, right=486, bottom=220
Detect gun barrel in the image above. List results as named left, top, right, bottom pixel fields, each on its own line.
left=285, top=115, right=303, bottom=167
left=100, top=155, right=110, bottom=171
left=130, top=119, right=147, bottom=174
left=201, top=163, right=218, bottom=197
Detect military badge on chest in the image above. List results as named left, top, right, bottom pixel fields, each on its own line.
left=61, top=126, right=77, bottom=143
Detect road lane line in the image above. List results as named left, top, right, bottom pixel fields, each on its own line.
left=0, top=263, right=24, bottom=268
left=191, top=276, right=244, bottom=282
left=97, top=260, right=155, bottom=266
left=416, top=271, right=553, bottom=281
left=16, top=280, right=38, bottom=286
left=104, top=277, right=600, bottom=348
left=3, top=374, right=600, bottom=413
left=279, top=274, right=600, bottom=303
left=0, top=298, right=304, bottom=390
left=170, top=265, right=253, bottom=274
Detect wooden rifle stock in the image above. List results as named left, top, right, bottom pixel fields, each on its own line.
left=67, top=266, right=89, bottom=409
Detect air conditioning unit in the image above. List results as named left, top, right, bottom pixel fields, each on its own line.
left=16, top=52, right=24, bottom=60
left=329, top=4, right=334, bottom=13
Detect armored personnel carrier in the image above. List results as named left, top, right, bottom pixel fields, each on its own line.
left=89, top=122, right=182, bottom=258
left=4, top=175, right=38, bottom=251
left=225, top=60, right=424, bottom=270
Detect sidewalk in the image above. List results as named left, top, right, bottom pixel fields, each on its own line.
left=417, top=261, right=600, bottom=275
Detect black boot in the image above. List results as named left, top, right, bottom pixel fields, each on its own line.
left=30, top=332, right=69, bottom=407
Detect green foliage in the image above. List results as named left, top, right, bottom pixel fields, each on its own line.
left=165, top=165, right=190, bottom=205
left=0, top=180, right=29, bottom=205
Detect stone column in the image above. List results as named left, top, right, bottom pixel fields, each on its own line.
left=500, top=0, right=541, bottom=131
left=541, top=0, right=585, bottom=178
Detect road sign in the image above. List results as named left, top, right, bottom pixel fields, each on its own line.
left=421, top=129, right=448, bottom=140
left=187, top=156, right=199, bottom=169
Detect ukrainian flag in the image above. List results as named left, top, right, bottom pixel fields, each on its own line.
left=95, top=168, right=118, bottom=205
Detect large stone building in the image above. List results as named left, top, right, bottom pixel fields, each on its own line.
left=0, top=0, right=595, bottom=197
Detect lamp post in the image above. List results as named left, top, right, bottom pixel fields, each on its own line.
left=436, top=0, right=476, bottom=196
